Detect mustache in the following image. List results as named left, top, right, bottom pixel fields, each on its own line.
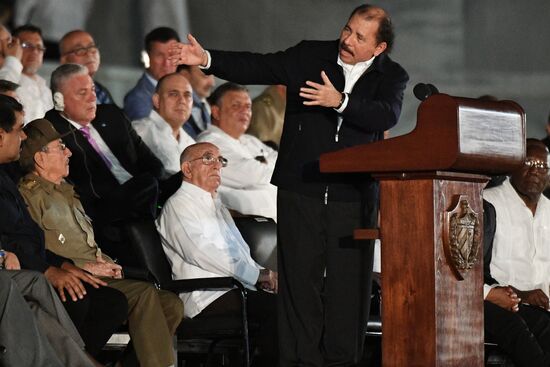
left=339, top=42, right=353, bottom=55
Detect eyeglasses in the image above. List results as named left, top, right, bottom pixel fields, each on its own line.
left=21, top=42, right=46, bottom=53
left=524, top=158, right=549, bottom=171
left=188, top=153, right=228, bottom=167
left=41, top=142, right=67, bottom=153
left=64, top=44, right=99, bottom=57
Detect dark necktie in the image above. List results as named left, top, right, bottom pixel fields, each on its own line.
left=80, top=126, right=113, bottom=168
left=199, top=101, right=210, bottom=130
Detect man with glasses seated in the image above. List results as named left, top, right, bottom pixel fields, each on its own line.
left=18, top=118, right=184, bottom=367
left=59, top=30, right=115, bottom=105
left=483, top=138, right=550, bottom=367
left=0, top=25, right=52, bottom=123
left=157, top=142, right=278, bottom=367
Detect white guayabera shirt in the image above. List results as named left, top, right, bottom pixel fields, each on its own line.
left=483, top=179, right=550, bottom=299
left=156, top=181, right=263, bottom=318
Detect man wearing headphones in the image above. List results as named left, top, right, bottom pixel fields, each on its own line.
left=44, top=63, right=170, bottom=265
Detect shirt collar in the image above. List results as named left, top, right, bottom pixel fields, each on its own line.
left=149, top=110, right=173, bottom=134
left=504, top=178, right=550, bottom=216
left=192, top=91, right=206, bottom=105
left=337, top=54, right=375, bottom=75
left=23, top=173, right=72, bottom=195
left=62, top=113, right=91, bottom=132
left=149, top=110, right=189, bottom=144
left=179, top=180, right=217, bottom=203
left=144, top=72, right=158, bottom=87
left=208, top=125, right=241, bottom=142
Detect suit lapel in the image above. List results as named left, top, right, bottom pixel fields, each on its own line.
left=49, top=113, right=105, bottom=168
left=91, top=113, right=132, bottom=173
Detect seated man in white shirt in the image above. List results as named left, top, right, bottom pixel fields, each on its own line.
left=156, top=142, right=278, bottom=366
left=132, top=72, right=196, bottom=177
left=483, top=138, right=550, bottom=367
left=197, top=82, right=278, bottom=221
left=0, top=25, right=53, bottom=123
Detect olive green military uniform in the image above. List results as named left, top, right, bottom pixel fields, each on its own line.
left=247, top=85, right=286, bottom=146
left=19, top=173, right=183, bottom=367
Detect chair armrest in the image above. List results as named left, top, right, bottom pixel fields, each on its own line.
left=160, top=277, right=246, bottom=293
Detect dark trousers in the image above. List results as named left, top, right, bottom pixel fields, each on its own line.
left=485, top=301, right=550, bottom=367
left=62, top=284, right=128, bottom=356
left=277, top=189, right=376, bottom=367
left=196, top=289, right=278, bottom=366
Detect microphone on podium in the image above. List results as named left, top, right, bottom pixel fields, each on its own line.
left=413, top=83, right=440, bottom=101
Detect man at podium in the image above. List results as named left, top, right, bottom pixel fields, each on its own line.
left=168, top=4, right=409, bottom=365
left=484, top=139, right=550, bottom=366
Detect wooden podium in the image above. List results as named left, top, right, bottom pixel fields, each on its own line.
left=320, top=94, right=525, bottom=366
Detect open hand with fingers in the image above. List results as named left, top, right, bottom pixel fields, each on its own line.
left=44, top=261, right=108, bottom=302
left=168, top=34, right=208, bottom=67
left=300, top=71, right=343, bottom=108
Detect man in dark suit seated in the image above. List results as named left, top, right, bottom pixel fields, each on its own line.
left=483, top=138, right=550, bottom=367
left=0, top=94, right=127, bottom=358
left=45, top=63, right=178, bottom=265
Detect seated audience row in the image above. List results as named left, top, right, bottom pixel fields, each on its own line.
left=18, top=118, right=184, bottom=367
left=0, top=95, right=127, bottom=363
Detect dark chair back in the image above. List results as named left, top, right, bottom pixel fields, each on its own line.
left=123, top=219, right=173, bottom=285
left=233, top=216, right=277, bottom=270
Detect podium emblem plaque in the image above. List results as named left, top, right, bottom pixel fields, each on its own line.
left=444, top=195, right=481, bottom=280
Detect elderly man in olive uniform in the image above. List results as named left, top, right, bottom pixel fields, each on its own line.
left=18, top=118, right=184, bottom=367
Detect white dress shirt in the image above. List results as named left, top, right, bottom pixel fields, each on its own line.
left=335, top=55, right=375, bottom=113
left=66, top=118, right=132, bottom=184
left=156, top=181, right=263, bottom=317
left=132, top=110, right=195, bottom=176
left=197, top=125, right=278, bottom=220
left=0, top=56, right=53, bottom=124
left=483, top=179, right=550, bottom=298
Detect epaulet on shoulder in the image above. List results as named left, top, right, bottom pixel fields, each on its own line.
left=259, top=95, right=273, bottom=106
left=20, top=178, right=39, bottom=192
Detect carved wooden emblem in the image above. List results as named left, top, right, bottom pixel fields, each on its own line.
left=443, top=195, right=481, bottom=280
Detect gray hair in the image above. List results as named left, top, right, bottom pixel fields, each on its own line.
left=50, top=63, right=89, bottom=94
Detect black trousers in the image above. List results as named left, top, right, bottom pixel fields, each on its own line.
left=196, top=289, right=278, bottom=366
left=277, top=189, right=376, bottom=367
left=485, top=301, right=550, bottom=367
left=62, top=284, right=128, bottom=356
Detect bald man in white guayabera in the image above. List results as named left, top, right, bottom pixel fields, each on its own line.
left=157, top=142, right=278, bottom=366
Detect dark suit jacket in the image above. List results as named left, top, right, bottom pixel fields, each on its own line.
left=123, top=72, right=155, bottom=121
left=0, top=166, right=70, bottom=272
left=45, top=105, right=165, bottom=216
left=208, top=40, right=409, bottom=202
left=483, top=199, right=498, bottom=287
